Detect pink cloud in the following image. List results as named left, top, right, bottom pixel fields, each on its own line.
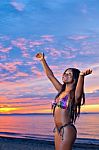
left=10, top=1, right=25, bottom=11
left=45, top=48, right=76, bottom=59
left=0, top=63, right=17, bottom=72
left=68, top=35, right=89, bottom=40
left=29, top=41, right=44, bottom=47
left=0, top=55, right=7, bottom=60
left=64, top=46, right=78, bottom=52
left=81, top=41, right=98, bottom=55
left=45, top=46, right=77, bottom=59
left=0, top=61, right=22, bottom=73
left=14, top=71, right=29, bottom=77
left=0, top=97, right=51, bottom=114
left=0, top=44, right=12, bottom=53
left=0, top=73, right=8, bottom=82
left=13, top=61, right=23, bottom=65
left=44, top=47, right=50, bottom=52
left=41, top=35, right=54, bottom=42
left=11, top=38, right=27, bottom=51
left=11, top=38, right=30, bottom=58
left=79, top=50, right=95, bottom=55
left=50, top=50, right=61, bottom=57
left=0, top=81, right=28, bottom=89
left=0, top=96, right=8, bottom=102
left=61, top=50, right=76, bottom=58
left=49, top=65, right=59, bottom=69
left=0, top=81, right=35, bottom=99
left=85, top=97, right=99, bottom=105
left=22, top=52, right=30, bottom=58
left=26, top=62, right=34, bottom=65
left=31, top=67, right=43, bottom=77
left=45, top=48, right=61, bottom=57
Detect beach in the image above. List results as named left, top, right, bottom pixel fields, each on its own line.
left=0, top=136, right=99, bottom=150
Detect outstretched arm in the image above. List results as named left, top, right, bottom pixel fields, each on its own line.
left=75, top=69, right=92, bottom=104
left=36, top=52, right=62, bottom=91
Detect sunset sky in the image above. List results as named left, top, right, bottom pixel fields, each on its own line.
left=0, top=0, right=99, bottom=114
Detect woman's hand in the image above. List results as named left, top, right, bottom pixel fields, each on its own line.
left=36, top=52, right=44, bottom=61
left=80, top=69, right=92, bottom=76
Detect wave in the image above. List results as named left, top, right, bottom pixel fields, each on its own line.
left=0, top=131, right=99, bottom=145
left=0, top=131, right=54, bottom=141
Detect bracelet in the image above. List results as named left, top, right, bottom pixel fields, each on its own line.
left=80, top=72, right=85, bottom=76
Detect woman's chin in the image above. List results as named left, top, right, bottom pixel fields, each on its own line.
left=63, top=81, right=72, bottom=84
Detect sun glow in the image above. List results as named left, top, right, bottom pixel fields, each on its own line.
left=81, top=104, right=99, bottom=112
left=0, top=107, right=20, bottom=114
left=0, top=104, right=99, bottom=114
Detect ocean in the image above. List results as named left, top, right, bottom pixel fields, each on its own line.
left=0, top=113, right=99, bottom=141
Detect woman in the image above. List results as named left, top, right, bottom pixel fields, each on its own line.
left=36, top=52, right=92, bottom=150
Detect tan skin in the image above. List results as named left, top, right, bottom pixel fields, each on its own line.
left=36, top=52, right=92, bottom=150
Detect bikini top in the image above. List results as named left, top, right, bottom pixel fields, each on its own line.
left=52, top=95, right=69, bottom=109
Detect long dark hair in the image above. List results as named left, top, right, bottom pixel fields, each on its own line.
left=53, top=68, right=85, bottom=123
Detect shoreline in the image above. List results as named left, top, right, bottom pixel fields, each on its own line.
left=0, top=136, right=99, bottom=150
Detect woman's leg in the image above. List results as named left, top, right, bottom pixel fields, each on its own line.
left=54, top=130, right=61, bottom=150
left=60, top=125, right=77, bottom=150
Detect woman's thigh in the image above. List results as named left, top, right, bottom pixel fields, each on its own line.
left=54, top=125, right=77, bottom=150
left=60, top=125, right=77, bottom=150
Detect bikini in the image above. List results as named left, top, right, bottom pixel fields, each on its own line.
left=52, top=95, right=68, bottom=109
left=51, top=95, right=77, bottom=140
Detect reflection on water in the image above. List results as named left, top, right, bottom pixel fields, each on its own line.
left=0, top=114, right=99, bottom=140
left=75, top=113, right=99, bottom=139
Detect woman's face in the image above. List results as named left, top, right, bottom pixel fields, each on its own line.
left=62, top=69, right=74, bottom=83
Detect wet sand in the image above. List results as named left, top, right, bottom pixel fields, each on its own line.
left=0, top=136, right=99, bottom=150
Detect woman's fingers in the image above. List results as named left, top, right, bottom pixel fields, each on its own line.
left=80, top=69, right=92, bottom=76
left=35, top=52, right=44, bottom=61
left=36, top=53, right=41, bottom=58
left=85, top=69, right=92, bottom=76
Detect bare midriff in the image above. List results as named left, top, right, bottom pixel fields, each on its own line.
left=54, top=106, right=71, bottom=128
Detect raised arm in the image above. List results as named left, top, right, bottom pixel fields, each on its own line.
left=75, top=69, right=92, bottom=104
left=36, top=52, right=62, bottom=91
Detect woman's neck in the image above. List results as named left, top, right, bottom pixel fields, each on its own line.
left=64, top=84, right=74, bottom=93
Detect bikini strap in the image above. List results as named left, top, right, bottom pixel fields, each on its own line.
left=53, top=122, right=74, bottom=140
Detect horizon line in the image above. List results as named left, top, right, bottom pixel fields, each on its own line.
left=0, top=112, right=99, bottom=115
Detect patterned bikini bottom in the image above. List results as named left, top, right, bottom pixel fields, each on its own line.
left=53, top=122, right=77, bottom=140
